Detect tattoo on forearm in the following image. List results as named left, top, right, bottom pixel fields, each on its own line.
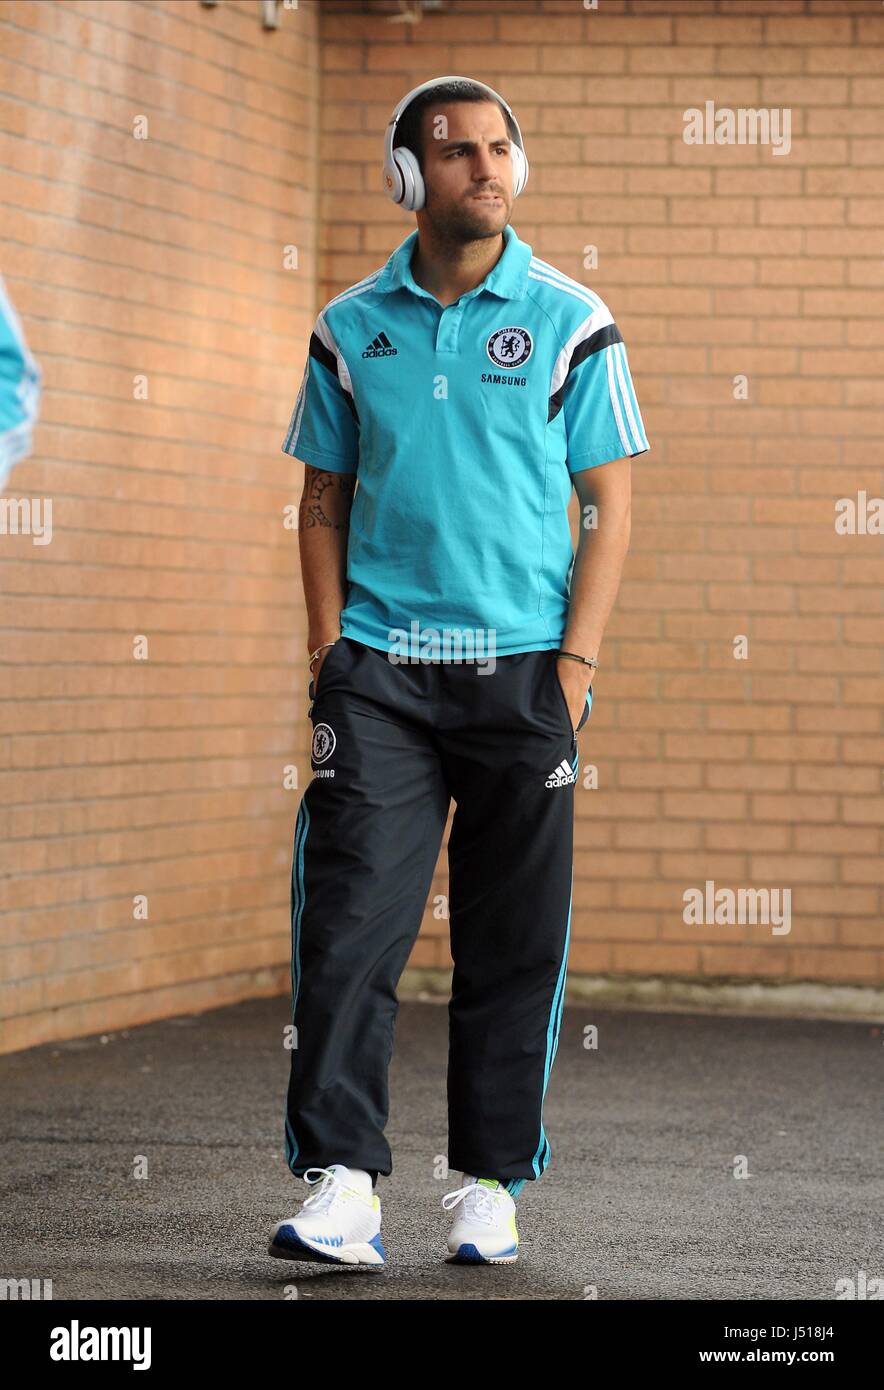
left=299, top=469, right=356, bottom=528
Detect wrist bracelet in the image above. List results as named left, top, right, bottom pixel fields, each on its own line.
left=557, top=650, right=599, bottom=670
left=308, top=640, right=338, bottom=671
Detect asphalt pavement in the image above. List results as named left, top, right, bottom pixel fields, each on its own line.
left=1, top=996, right=881, bottom=1300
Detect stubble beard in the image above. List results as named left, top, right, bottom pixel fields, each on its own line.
left=425, top=189, right=509, bottom=245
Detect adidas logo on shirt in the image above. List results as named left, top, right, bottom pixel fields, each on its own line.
left=545, top=759, right=577, bottom=789
left=363, top=331, right=397, bottom=358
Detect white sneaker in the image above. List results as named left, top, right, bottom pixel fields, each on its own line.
left=442, top=1174, right=519, bottom=1264
left=268, top=1164, right=384, bottom=1266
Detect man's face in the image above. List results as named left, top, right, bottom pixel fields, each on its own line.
left=416, top=101, right=514, bottom=239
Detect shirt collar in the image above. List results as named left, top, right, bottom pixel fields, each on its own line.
left=373, top=222, right=532, bottom=302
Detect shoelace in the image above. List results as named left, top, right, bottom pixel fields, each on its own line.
left=441, top=1181, right=500, bottom=1225
left=301, top=1166, right=348, bottom=1214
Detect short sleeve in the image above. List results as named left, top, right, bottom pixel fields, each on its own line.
left=281, top=317, right=359, bottom=473
left=561, top=329, right=649, bottom=474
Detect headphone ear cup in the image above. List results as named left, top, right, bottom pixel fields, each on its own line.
left=511, top=143, right=527, bottom=198
left=382, top=161, right=401, bottom=203
left=387, top=146, right=425, bottom=211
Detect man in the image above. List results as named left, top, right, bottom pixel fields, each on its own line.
left=269, top=77, right=649, bottom=1269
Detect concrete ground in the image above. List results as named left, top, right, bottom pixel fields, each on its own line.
left=1, top=996, right=881, bottom=1301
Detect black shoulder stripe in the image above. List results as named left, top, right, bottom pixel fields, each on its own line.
left=548, top=322, right=623, bottom=423
left=308, top=330, right=338, bottom=378
left=308, top=331, right=359, bottom=426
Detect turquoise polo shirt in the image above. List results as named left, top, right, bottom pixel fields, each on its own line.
left=282, top=223, right=649, bottom=658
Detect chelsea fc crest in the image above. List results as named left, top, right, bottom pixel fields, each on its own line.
left=486, top=326, right=533, bottom=369
left=312, top=723, right=336, bottom=763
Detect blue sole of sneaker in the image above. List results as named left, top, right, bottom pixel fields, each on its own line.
left=448, top=1241, right=518, bottom=1264
left=268, top=1226, right=385, bottom=1266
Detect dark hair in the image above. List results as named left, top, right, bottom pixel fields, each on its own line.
left=392, top=79, right=519, bottom=174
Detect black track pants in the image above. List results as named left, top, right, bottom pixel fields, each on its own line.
left=284, top=637, right=592, bottom=1197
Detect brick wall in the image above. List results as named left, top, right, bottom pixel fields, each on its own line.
left=1, top=0, right=883, bottom=1053
left=0, top=0, right=323, bottom=1051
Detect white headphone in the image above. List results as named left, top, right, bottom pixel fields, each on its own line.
left=382, top=75, right=529, bottom=212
